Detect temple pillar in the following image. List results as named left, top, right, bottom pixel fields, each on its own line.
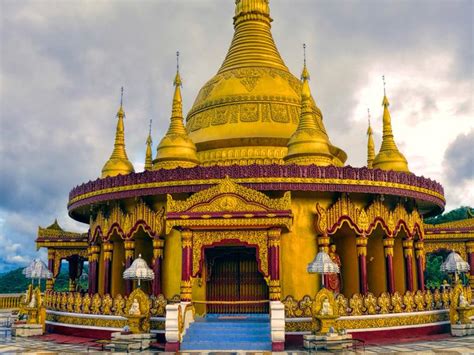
left=383, top=238, right=395, bottom=294
left=103, top=242, right=113, bottom=295
left=403, top=240, right=414, bottom=292
left=88, top=245, right=100, bottom=294
left=180, top=230, right=193, bottom=302
left=356, top=235, right=368, bottom=295
left=466, top=242, right=474, bottom=291
left=124, top=240, right=135, bottom=296
left=68, top=255, right=80, bottom=292
left=47, top=250, right=55, bottom=291
left=152, top=238, right=164, bottom=296
left=415, top=241, right=425, bottom=291
left=268, top=228, right=281, bottom=301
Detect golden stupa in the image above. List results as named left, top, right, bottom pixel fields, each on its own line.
left=32, top=1, right=461, bottom=352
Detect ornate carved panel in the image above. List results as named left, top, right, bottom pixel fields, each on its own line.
left=315, top=194, right=424, bottom=239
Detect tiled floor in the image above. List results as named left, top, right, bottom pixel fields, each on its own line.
left=0, top=331, right=473, bottom=353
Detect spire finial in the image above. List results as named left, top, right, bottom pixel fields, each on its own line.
left=301, top=43, right=310, bottom=81
left=174, top=51, right=182, bottom=87
left=367, top=108, right=375, bottom=169
left=367, top=108, right=371, bottom=127
left=176, top=51, right=180, bottom=72
left=303, top=43, right=306, bottom=67
left=144, top=119, right=153, bottom=171
left=382, top=75, right=386, bottom=96
left=120, top=86, right=124, bottom=107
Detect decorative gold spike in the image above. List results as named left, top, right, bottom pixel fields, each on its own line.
left=373, top=77, right=409, bottom=172
left=153, top=54, right=199, bottom=170
left=101, top=87, right=135, bottom=178
left=367, top=109, right=375, bottom=169
left=144, top=119, right=153, bottom=171
left=284, top=61, right=346, bottom=166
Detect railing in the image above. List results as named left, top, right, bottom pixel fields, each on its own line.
left=0, top=294, right=23, bottom=310
left=44, top=291, right=179, bottom=317
left=283, top=287, right=472, bottom=318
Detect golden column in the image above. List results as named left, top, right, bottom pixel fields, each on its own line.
left=268, top=228, right=281, bottom=301
left=47, top=250, right=55, bottom=291
left=88, top=245, right=100, bottom=294
left=402, top=240, right=415, bottom=292
left=356, top=235, right=368, bottom=295
left=124, top=240, right=135, bottom=295
left=181, top=230, right=193, bottom=302
left=152, top=238, right=165, bottom=296
left=102, top=242, right=114, bottom=295
left=466, top=241, right=474, bottom=292
left=383, top=238, right=395, bottom=294
left=414, top=241, right=425, bottom=291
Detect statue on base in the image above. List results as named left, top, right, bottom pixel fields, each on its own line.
left=129, top=298, right=141, bottom=316
left=326, top=244, right=342, bottom=294
left=320, top=298, right=333, bottom=316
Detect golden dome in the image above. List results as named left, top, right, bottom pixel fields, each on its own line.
left=154, top=68, right=199, bottom=170
left=186, top=0, right=304, bottom=166
left=373, top=94, right=410, bottom=172
left=284, top=65, right=346, bottom=166
left=101, top=95, right=135, bottom=178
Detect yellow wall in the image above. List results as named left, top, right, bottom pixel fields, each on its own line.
left=281, top=195, right=320, bottom=299
left=162, top=229, right=182, bottom=299
left=193, top=257, right=207, bottom=316
left=393, top=236, right=407, bottom=293
left=134, top=230, right=153, bottom=294
left=98, top=241, right=104, bottom=295
left=332, top=224, right=359, bottom=297
left=367, top=227, right=387, bottom=295
left=111, top=235, right=125, bottom=296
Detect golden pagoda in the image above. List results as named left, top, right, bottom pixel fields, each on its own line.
left=33, top=1, right=460, bottom=352
left=153, top=54, right=199, bottom=169
left=101, top=88, right=135, bottom=178
left=372, top=79, right=410, bottom=172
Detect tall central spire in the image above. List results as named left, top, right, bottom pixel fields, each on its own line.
left=218, top=0, right=287, bottom=72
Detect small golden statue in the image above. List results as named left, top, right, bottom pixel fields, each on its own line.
left=312, top=288, right=339, bottom=334
left=125, top=288, right=150, bottom=333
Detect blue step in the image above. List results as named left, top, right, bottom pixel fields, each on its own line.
left=181, top=314, right=272, bottom=351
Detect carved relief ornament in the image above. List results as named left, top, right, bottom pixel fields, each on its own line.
left=315, top=194, right=424, bottom=239
left=90, top=200, right=164, bottom=242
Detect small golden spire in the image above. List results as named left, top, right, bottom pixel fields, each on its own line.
left=373, top=76, right=409, bottom=172
left=301, top=43, right=310, bottom=81
left=284, top=58, right=346, bottom=166
left=144, top=119, right=153, bottom=171
left=367, top=109, right=375, bottom=168
left=101, top=87, right=135, bottom=178
left=154, top=53, right=199, bottom=169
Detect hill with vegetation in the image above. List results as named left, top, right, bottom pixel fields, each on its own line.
left=0, top=264, right=88, bottom=293
left=425, top=206, right=473, bottom=225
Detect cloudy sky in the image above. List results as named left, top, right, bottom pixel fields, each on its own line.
left=0, top=0, right=472, bottom=272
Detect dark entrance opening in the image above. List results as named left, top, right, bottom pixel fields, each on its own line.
left=206, top=246, right=269, bottom=314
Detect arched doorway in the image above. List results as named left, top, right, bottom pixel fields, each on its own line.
left=205, top=246, right=269, bottom=314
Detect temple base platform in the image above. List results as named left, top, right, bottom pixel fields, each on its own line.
left=12, top=323, right=43, bottom=337
left=104, top=332, right=155, bottom=351
left=451, top=323, right=474, bottom=337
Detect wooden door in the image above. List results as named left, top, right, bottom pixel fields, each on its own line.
left=206, top=247, right=268, bottom=313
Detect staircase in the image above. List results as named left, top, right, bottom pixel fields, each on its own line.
left=181, top=314, right=272, bottom=351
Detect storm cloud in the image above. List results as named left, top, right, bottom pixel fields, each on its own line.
left=0, top=0, right=472, bottom=271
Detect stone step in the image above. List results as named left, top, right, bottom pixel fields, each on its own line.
left=180, top=340, right=272, bottom=351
